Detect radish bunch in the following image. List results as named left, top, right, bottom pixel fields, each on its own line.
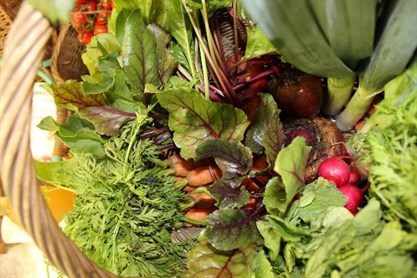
left=318, top=156, right=365, bottom=214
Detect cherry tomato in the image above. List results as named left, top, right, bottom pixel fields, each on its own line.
left=95, top=10, right=111, bottom=25
left=94, top=24, right=108, bottom=35
left=86, top=0, right=98, bottom=12
left=101, top=0, right=113, bottom=11
left=71, top=8, right=88, bottom=27
left=75, top=0, right=88, bottom=4
left=77, top=30, right=94, bottom=45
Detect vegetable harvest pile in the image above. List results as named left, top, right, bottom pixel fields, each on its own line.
left=34, top=0, right=416, bottom=277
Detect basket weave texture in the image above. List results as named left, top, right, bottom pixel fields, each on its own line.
left=0, top=2, right=116, bottom=277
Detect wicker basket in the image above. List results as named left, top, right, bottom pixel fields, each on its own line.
left=0, top=2, right=115, bottom=277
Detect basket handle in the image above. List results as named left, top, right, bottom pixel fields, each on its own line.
left=0, top=2, right=115, bottom=277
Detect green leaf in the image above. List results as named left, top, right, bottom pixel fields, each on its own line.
left=244, top=26, right=276, bottom=60
left=35, top=159, right=76, bottom=185
left=206, top=208, right=262, bottom=251
left=157, top=88, right=250, bottom=159
left=196, top=139, right=253, bottom=179
left=256, top=220, right=282, bottom=262
left=46, top=80, right=135, bottom=136
left=122, top=9, right=160, bottom=101
left=251, top=250, right=276, bottom=278
left=185, top=240, right=256, bottom=278
left=208, top=178, right=250, bottom=209
left=309, top=0, right=377, bottom=69
left=241, top=0, right=353, bottom=78
left=38, top=115, right=105, bottom=157
left=246, top=94, right=285, bottom=163
left=263, top=177, right=286, bottom=216
left=148, top=24, right=179, bottom=85
left=267, top=215, right=307, bottom=243
left=273, top=137, right=311, bottom=211
left=296, top=178, right=346, bottom=222
left=156, top=0, right=196, bottom=77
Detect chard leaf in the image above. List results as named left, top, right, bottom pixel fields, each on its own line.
left=246, top=94, right=285, bottom=163
left=122, top=9, right=160, bottom=100
left=273, top=137, right=311, bottom=207
left=196, top=139, right=253, bottom=179
left=156, top=0, right=196, bottom=77
left=148, top=24, right=178, bottom=85
left=206, top=208, right=262, bottom=251
left=46, top=81, right=135, bottom=136
left=38, top=115, right=105, bottom=157
left=208, top=178, right=250, bottom=209
left=157, top=88, right=250, bottom=159
left=295, top=177, right=346, bottom=222
left=185, top=241, right=256, bottom=278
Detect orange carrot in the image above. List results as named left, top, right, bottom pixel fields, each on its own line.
left=186, top=165, right=222, bottom=186
left=169, top=153, right=196, bottom=177
left=253, top=154, right=268, bottom=171
left=189, top=192, right=216, bottom=207
left=184, top=208, right=215, bottom=224
left=242, top=178, right=260, bottom=192
left=242, top=198, right=256, bottom=209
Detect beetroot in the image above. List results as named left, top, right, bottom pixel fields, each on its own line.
left=318, top=157, right=350, bottom=187
left=338, top=185, right=364, bottom=214
left=268, top=68, right=323, bottom=118
left=284, top=117, right=348, bottom=183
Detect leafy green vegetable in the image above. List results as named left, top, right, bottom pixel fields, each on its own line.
left=196, top=139, right=253, bottom=179
left=38, top=114, right=105, bottom=157
left=56, top=116, right=193, bottom=277
left=208, top=178, right=249, bottom=209
left=122, top=9, right=160, bottom=101
left=27, top=0, right=73, bottom=24
left=246, top=94, right=285, bottom=164
left=157, top=88, right=250, bottom=159
left=206, top=208, right=262, bottom=251
left=185, top=240, right=257, bottom=278
left=349, top=59, right=417, bottom=232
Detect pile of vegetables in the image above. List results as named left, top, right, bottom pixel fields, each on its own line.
left=33, top=0, right=416, bottom=277
left=71, top=0, right=114, bottom=44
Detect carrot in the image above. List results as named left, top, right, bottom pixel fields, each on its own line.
left=253, top=154, right=268, bottom=171
left=184, top=208, right=215, bottom=225
left=186, top=165, right=222, bottom=186
left=242, top=178, right=260, bottom=192
left=169, top=153, right=196, bottom=177
left=242, top=197, right=256, bottom=209
left=189, top=192, right=216, bottom=207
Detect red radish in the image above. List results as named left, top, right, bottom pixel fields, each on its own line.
left=318, top=156, right=350, bottom=187
left=348, top=165, right=361, bottom=185
left=338, top=185, right=364, bottom=214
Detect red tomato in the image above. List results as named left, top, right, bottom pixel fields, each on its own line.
left=94, top=24, right=108, bottom=35
left=75, top=0, right=88, bottom=4
left=86, top=0, right=98, bottom=12
left=71, top=8, right=88, bottom=27
left=77, top=30, right=94, bottom=45
left=101, top=0, right=113, bottom=10
left=95, top=10, right=110, bottom=25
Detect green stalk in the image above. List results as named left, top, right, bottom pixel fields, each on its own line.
left=322, top=75, right=356, bottom=115
left=336, top=0, right=417, bottom=131
left=335, top=83, right=378, bottom=131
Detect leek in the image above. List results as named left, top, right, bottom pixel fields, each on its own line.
left=336, top=0, right=417, bottom=131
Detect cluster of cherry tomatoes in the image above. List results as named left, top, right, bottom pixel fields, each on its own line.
left=71, top=0, right=114, bottom=45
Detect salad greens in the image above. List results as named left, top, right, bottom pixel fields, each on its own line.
left=34, top=0, right=417, bottom=277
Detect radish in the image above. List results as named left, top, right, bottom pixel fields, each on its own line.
left=338, top=185, right=364, bottom=214
left=317, top=156, right=350, bottom=187
left=348, top=165, right=361, bottom=185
